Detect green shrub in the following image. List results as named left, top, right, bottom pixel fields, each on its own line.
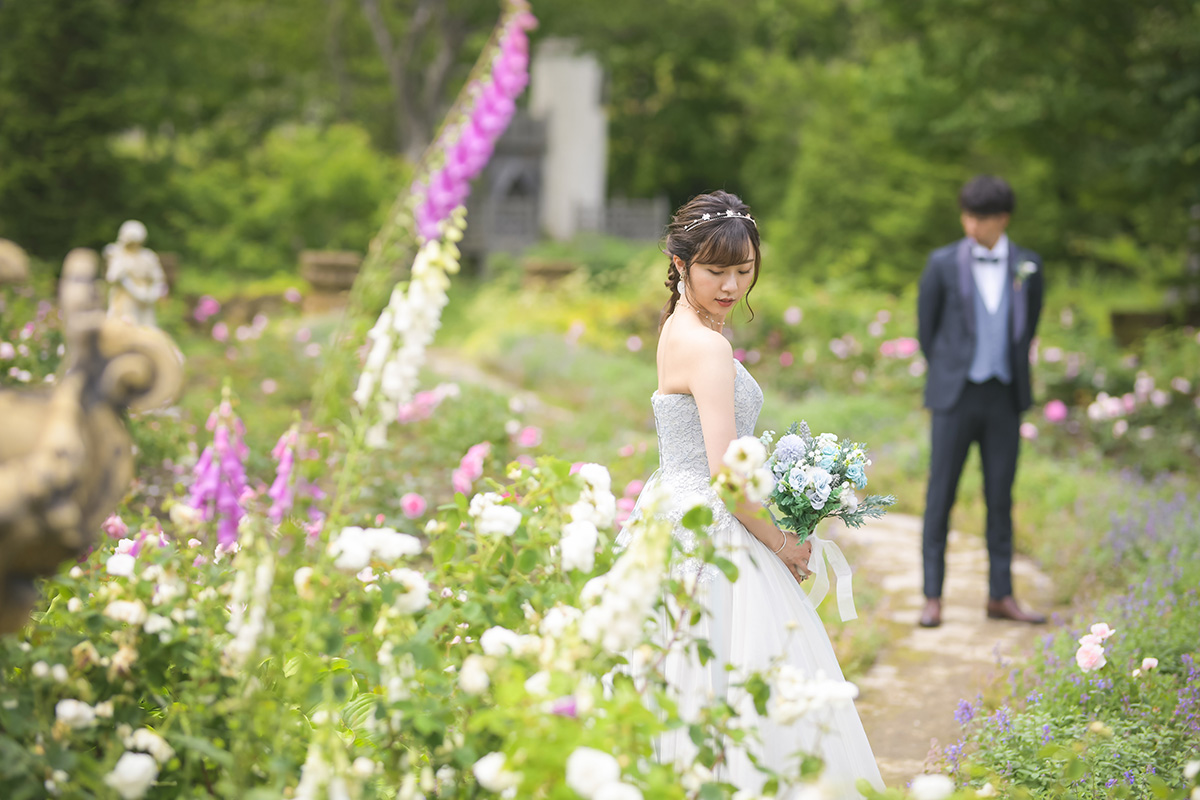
left=165, top=124, right=408, bottom=277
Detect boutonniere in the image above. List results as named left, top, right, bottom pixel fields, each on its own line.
left=1014, top=260, right=1038, bottom=290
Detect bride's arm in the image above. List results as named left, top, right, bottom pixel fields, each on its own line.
left=688, top=336, right=813, bottom=581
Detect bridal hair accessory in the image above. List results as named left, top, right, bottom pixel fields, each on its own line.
left=682, top=209, right=757, bottom=232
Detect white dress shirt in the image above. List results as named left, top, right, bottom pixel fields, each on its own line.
left=970, top=234, right=1009, bottom=315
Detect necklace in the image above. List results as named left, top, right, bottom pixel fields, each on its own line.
left=682, top=300, right=723, bottom=331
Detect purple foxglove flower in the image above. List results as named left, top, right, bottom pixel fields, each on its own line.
left=188, top=392, right=250, bottom=553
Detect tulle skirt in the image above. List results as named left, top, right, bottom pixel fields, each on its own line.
left=628, top=471, right=885, bottom=799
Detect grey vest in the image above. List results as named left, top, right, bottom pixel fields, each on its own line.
left=968, top=277, right=1012, bottom=384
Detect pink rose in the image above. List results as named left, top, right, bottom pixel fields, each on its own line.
left=1078, top=633, right=1102, bottom=647
left=452, top=469, right=472, bottom=495
left=1089, top=622, right=1116, bottom=641
left=514, top=426, right=542, bottom=448
left=400, top=493, right=426, bottom=519
left=212, top=322, right=229, bottom=342
left=1044, top=399, right=1068, bottom=423
left=624, top=480, right=645, bottom=497
left=102, top=514, right=128, bottom=538
left=1020, top=422, right=1038, bottom=440
left=1075, top=642, right=1107, bottom=672
left=618, top=444, right=635, bottom=458
left=893, top=337, right=920, bottom=358
left=779, top=351, right=794, bottom=367
left=1140, top=657, right=1158, bottom=671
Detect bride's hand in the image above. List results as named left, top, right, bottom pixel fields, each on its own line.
left=775, top=534, right=814, bottom=584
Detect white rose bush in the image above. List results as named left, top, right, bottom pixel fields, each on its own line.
left=1, top=435, right=880, bottom=798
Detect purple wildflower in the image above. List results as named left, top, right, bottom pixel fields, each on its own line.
left=268, top=427, right=299, bottom=524
left=954, top=698, right=974, bottom=725
left=413, top=6, right=537, bottom=242
left=189, top=391, right=249, bottom=550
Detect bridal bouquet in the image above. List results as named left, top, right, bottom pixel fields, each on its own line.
left=760, top=421, right=895, bottom=543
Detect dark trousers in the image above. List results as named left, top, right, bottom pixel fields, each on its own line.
left=922, top=379, right=1020, bottom=600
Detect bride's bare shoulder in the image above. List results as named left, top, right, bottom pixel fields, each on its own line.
left=663, top=318, right=732, bottom=363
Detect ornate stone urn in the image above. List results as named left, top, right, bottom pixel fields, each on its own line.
left=0, top=249, right=183, bottom=634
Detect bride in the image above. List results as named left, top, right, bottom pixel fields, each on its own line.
left=617, top=191, right=884, bottom=798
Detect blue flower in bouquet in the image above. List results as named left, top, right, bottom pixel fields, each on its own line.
left=772, top=434, right=806, bottom=470
left=804, top=467, right=833, bottom=510
left=846, top=462, right=868, bottom=490
left=815, top=435, right=839, bottom=471
left=785, top=465, right=809, bottom=492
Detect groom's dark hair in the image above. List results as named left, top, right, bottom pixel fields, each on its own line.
left=959, top=175, right=1015, bottom=216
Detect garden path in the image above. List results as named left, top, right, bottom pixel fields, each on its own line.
left=832, top=514, right=1056, bottom=789
left=424, top=347, right=1057, bottom=791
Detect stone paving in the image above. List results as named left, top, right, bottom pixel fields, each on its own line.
left=832, top=513, right=1056, bottom=789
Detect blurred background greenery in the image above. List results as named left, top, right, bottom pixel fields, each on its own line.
left=1, top=0, right=1197, bottom=300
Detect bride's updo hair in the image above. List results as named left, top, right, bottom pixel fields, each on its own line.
left=660, top=190, right=762, bottom=331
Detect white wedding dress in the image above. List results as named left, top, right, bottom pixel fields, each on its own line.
left=617, top=360, right=884, bottom=798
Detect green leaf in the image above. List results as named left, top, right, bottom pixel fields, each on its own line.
left=172, top=734, right=235, bottom=769
left=517, top=547, right=540, bottom=573
left=745, top=673, right=770, bottom=716
left=712, top=556, right=739, bottom=583
left=682, top=505, right=714, bottom=531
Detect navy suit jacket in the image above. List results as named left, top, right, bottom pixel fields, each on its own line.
left=917, top=238, right=1044, bottom=412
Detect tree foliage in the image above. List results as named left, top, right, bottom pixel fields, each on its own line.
left=0, top=0, right=1195, bottom=287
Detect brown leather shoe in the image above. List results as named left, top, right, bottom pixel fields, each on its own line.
left=918, top=597, right=942, bottom=628
left=986, top=595, right=1047, bottom=624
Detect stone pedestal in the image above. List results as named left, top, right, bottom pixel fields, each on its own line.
left=300, top=250, right=362, bottom=313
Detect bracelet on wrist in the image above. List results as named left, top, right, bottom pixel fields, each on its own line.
left=773, top=530, right=788, bottom=554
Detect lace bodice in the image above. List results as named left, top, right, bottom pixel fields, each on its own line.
left=652, top=360, right=763, bottom=480
left=616, top=361, right=763, bottom=573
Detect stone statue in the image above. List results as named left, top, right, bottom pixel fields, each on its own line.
left=0, top=238, right=30, bottom=284
left=0, top=248, right=183, bottom=634
left=105, top=220, right=167, bottom=327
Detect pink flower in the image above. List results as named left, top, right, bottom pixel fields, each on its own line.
left=193, top=295, right=221, bottom=323
left=261, top=379, right=278, bottom=395
left=1020, top=422, right=1038, bottom=440
left=295, top=327, right=312, bottom=343
left=549, top=696, right=577, bottom=717
left=516, top=454, right=535, bottom=467
left=624, top=480, right=645, bottom=497
left=1140, top=657, right=1158, bottom=671
left=452, top=468, right=473, bottom=495
left=1089, top=622, right=1116, bottom=640
left=0, top=342, right=15, bottom=359
left=284, top=288, right=302, bottom=304
left=102, top=514, right=128, bottom=538
left=1044, top=399, right=1068, bottom=423
left=618, top=444, right=635, bottom=458
left=779, top=351, right=794, bottom=367
left=1078, top=633, right=1102, bottom=647
left=211, top=322, right=229, bottom=343
left=626, top=335, right=642, bottom=352
left=514, top=426, right=542, bottom=448
left=304, top=343, right=322, bottom=358
left=733, top=349, right=747, bottom=362
left=783, top=306, right=803, bottom=325
left=400, top=493, right=427, bottom=519
left=1075, top=642, right=1107, bottom=672
left=893, top=337, right=920, bottom=358
left=615, top=496, right=636, bottom=526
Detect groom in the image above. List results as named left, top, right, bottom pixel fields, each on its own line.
left=916, top=175, right=1046, bottom=628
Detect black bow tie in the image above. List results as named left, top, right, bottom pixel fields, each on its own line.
left=975, top=254, right=1002, bottom=265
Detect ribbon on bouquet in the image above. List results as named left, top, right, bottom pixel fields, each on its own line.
left=804, top=532, right=857, bottom=621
